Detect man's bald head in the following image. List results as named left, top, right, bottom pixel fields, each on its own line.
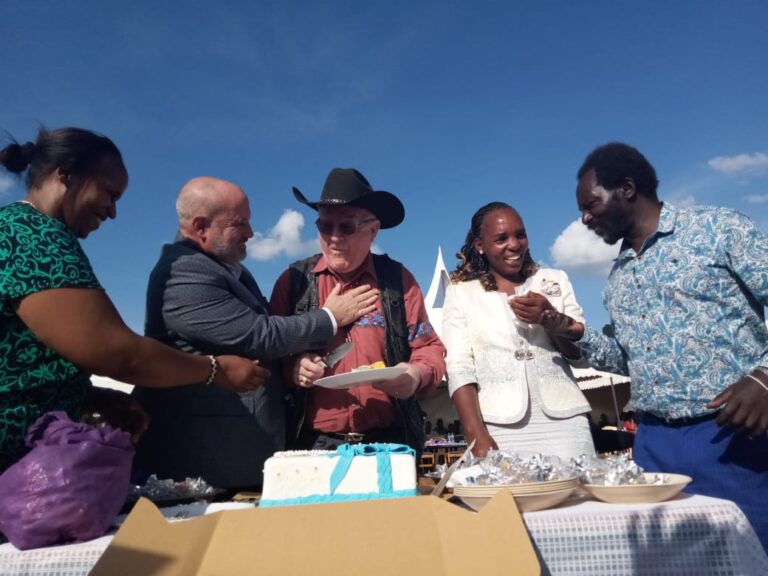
left=177, top=177, right=245, bottom=232
left=176, top=177, right=253, bottom=264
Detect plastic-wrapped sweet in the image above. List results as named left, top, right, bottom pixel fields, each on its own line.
left=129, top=475, right=222, bottom=502
left=574, top=453, right=670, bottom=486
left=524, top=453, right=565, bottom=482
left=567, top=453, right=594, bottom=480
left=453, top=450, right=575, bottom=486
left=449, top=450, right=670, bottom=488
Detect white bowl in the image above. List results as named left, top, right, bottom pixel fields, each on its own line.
left=453, top=478, right=579, bottom=512
left=582, top=473, right=692, bottom=504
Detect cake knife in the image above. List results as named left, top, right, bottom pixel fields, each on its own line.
left=319, top=341, right=353, bottom=369
left=431, top=439, right=476, bottom=497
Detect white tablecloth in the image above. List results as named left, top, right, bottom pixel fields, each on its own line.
left=522, top=494, right=768, bottom=575
left=1, top=495, right=766, bottom=575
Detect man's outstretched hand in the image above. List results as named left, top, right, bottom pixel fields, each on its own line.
left=707, top=372, right=768, bottom=437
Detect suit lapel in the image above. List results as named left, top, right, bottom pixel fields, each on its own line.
left=238, top=268, right=270, bottom=313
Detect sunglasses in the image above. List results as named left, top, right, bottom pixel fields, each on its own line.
left=315, top=217, right=376, bottom=236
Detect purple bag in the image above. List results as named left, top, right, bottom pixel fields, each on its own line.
left=0, top=411, right=134, bottom=550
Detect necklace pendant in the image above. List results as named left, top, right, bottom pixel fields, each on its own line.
left=18, top=199, right=41, bottom=212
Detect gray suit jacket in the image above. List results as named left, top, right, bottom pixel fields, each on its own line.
left=133, top=236, right=333, bottom=488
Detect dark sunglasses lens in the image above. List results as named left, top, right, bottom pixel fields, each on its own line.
left=315, top=219, right=332, bottom=234
left=315, top=219, right=357, bottom=235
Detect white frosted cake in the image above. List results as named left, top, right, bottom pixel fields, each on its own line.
left=259, top=443, right=417, bottom=507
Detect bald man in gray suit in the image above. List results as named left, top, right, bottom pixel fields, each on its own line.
left=134, top=177, right=377, bottom=490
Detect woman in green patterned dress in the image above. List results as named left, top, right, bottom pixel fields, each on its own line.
left=0, top=127, right=270, bottom=471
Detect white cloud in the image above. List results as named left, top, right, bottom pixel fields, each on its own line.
left=247, top=209, right=319, bottom=261
left=708, top=152, right=768, bottom=175
left=549, top=219, right=620, bottom=277
left=745, top=194, right=768, bottom=205
left=246, top=210, right=389, bottom=260
left=0, top=173, right=19, bottom=197
left=671, top=194, right=696, bottom=208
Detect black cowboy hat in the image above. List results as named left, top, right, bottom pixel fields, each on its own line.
left=293, top=168, right=405, bottom=229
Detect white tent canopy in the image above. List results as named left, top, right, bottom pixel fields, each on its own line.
left=423, top=246, right=451, bottom=341
left=421, top=246, right=458, bottom=426
left=573, top=367, right=631, bottom=391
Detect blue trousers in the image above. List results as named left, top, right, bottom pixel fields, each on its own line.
left=635, top=413, right=768, bottom=553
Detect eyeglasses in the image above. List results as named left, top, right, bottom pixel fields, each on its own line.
left=315, top=217, right=377, bottom=236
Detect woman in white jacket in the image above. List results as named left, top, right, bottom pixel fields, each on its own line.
left=443, top=202, right=595, bottom=460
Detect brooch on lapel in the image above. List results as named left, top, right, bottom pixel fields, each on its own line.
left=540, top=280, right=562, bottom=297
left=515, top=349, right=534, bottom=361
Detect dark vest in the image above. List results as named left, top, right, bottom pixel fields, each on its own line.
left=287, top=254, right=425, bottom=453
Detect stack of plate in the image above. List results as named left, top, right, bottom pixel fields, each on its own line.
left=453, top=477, right=579, bottom=512
left=582, top=473, right=691, bottom=504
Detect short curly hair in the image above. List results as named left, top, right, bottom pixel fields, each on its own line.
left=577, top=142, right=659, bottom=200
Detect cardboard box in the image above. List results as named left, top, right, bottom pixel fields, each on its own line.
left=91, top=492, right=540, bottom=575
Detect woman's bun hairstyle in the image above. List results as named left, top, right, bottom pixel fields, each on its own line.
left=0, top=141, right=36, bottom=174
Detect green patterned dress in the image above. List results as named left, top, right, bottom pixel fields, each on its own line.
left=0, top=202, right=102, bottom=471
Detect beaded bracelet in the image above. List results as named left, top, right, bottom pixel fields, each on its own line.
left=745, top=372, right=768, bottom=393
left=204, top=355, right=218, bottom=386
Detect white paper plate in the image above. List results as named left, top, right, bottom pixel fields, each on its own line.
left=314, top=366, right=407, bottom=389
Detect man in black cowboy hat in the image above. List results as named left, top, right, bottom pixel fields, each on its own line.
left=271, top=168, right=446, bottom=450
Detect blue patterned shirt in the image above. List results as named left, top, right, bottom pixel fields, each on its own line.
left=578, top=203, right=768, bottom=420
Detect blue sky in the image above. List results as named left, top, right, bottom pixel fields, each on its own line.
left=2, top=1, right=767, bottom=334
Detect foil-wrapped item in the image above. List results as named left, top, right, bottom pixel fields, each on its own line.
left=575, top=453, right=666, bottom=486
left=567, top=453, right=594, bottom=480
left=453, top=450, right=575, bottom=486
left=450, top=450, right=670, bottom=488
left=651, top=473, right=669, bottom=485
left=524, top=453, right=564, bottom=482
left=130, top=475, right=222, bottom=502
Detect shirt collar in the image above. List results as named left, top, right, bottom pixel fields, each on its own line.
left=616, top=202, right=676, bottom=261
left=656, top=202, right=677, bottom=234
left=224, top=262, right=243, bottom=279
left=173, top=232, right=240, bottom=275
left=314, top=252, right=377, bottom=284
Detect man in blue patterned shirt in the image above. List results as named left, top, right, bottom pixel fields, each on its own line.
left=572, top=142, right=768, bottom=550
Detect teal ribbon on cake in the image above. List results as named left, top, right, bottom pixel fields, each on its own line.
left=329, top=443, right=413, bottom=495
left=259, top=443, right=416, bottom=507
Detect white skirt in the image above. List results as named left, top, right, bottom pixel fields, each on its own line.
left=485, top=390, right=596, bottom=461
